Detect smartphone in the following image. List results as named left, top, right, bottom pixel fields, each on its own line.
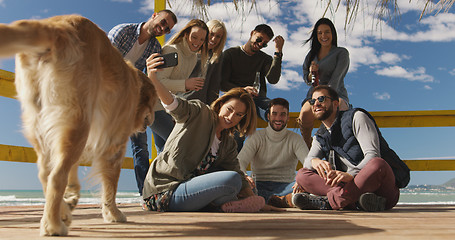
left=157, top=52, right=178, bottom=69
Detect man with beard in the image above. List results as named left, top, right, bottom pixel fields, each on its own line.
left=292, top=85, right=410, bottom=212
left=108, top=9, right=177, bottom=205
left=221, top=24, right=285, bottom=151
left=238, top=98, right=309, bottom=206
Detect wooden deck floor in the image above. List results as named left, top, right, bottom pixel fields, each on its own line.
left=1, top=203, right=454, bottom=239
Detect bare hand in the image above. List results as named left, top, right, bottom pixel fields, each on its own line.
left=309, top=61, right=318, bottom=72
left=185, top=77, right=205, bottom=91
left=292, top=182, right=305, bottom=194
left=146, top=53, right=164, bottom=77
left=244, top=86, right=258, bottom=97
left=311, top=158, right=333, bottom=180
left=273, top=35, right=285, bottom=52
left=261, top=204, right=287, bottom=212
left=246, top=175, right=256, bottom=189
left=325, top=170, right=353, bottom=187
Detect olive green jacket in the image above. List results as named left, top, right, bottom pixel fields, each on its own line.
left=142, top=97, right=249, bottom=198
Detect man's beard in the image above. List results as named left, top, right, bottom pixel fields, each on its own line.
left=315, top=105, right=334, bottom=121
left=271, top=121, right=286, bottom=131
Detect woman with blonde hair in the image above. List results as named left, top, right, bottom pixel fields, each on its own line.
left=142, top=53, right=268, bottom=212
left=179, top=19, right=227, bottom=105
left=151, top=19, right=209, bottom=153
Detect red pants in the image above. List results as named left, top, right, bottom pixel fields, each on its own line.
left=296, top=157, right=400, bottom=210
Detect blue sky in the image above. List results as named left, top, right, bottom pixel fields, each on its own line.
left=0, top=0, right=454, bottom=190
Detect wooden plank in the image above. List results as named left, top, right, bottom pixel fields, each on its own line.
left=1, top=204, right=455, bottom=239
left=1, top=144, right=454, bottom=171
left=155, top=0, right=166, bottom=46
left=0, top=69, right=16, bottom=99
left=0, top=144, right=134, bottom=169
left=259, top=110, right=455, bottom=128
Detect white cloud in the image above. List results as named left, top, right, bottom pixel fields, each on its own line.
left=373, top=92, right=391, bottom=100
left=159, top=0, right=451, bottom=92
left=450, top=69, right=455, bottom=76
left=424, top=85, right=432, bottom=90
left=270, top=69, right=304, bottom=91
left=375, top=66, right=434, bottom=82
left=0, top=0, right=4, bottom=7
left=379, top=52, right=403, bottom=64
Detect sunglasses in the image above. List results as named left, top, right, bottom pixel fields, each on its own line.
left=255, top=37, right=268, bottom=48
left=159, top=19, right=171, bottom=34
left=308, top=96, right=334, bottom=105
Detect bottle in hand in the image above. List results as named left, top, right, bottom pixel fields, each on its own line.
left=253, top=71, right=260, bottom=92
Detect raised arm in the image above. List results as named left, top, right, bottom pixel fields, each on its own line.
left=146, top=53, right=174, bottom=105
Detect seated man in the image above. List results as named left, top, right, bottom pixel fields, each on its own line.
left=238, top=98, right=309, bottom=206
left=292, top=85, right=410, bottom=211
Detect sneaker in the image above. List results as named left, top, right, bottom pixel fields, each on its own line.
left=292, top=193, right=332, bottom=210
left=268, top=194, right=293, bottom=208
left=221, top=196, right=265, bottom=213
left=358, top=193, right=386, bottom=212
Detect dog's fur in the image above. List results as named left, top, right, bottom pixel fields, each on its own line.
left=0, top=15, right=157, bottom=236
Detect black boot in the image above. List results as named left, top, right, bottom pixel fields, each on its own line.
left=292, top=193, right=332, bottom=210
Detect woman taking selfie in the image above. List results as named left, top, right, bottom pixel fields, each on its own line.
left=142, top=53, right=269, bottom=213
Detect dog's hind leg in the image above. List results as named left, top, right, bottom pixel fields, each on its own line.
left=98, top=148, right=127, bottom=223
left=64, top=164, right=81, bottom=210
left=39, top=123, right=89, bottom=236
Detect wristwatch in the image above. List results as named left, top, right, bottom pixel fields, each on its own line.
left=274, top=52, right=283, bottom=58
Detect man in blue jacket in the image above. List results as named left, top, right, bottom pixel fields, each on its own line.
left=293, top=85, right=410, bottom=211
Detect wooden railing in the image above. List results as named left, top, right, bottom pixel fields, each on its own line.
left=2, top=69, right=455, bottom=171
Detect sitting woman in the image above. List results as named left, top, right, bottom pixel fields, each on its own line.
left=142, top=53, right=267, bottom=212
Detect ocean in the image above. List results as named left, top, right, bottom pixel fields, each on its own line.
left=1, top=187, right=454, bottom=206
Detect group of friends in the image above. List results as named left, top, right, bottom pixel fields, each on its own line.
left=108, top=9, right=410, bottom=213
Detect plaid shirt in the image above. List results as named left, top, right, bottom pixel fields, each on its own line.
left=108, top=22, right=162, bottom=71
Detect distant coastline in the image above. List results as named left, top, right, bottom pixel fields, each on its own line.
left=1, top=182, right=455, bottom=207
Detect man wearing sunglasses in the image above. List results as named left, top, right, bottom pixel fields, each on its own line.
left=108, top=9, right=177, bottom=207
left=221, top=24, right=285, bottom=151
left=292, top=85, right=410, bottom=212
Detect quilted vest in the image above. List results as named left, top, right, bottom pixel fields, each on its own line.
left=315, top=108, right=410, bottom=188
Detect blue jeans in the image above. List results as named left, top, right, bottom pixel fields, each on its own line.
left=256, top=181, right=295, bottom=202
left=168, top=171, right=242, bottom=212
left=150, top=110, right=175, bottom=153
left=253, top=95, right=271, bottom=121
left=130, top=131, right=150, bottom=195
left=234, top=95, right=271, bottom=152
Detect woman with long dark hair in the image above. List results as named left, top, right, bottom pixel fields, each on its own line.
left=297, top=18, right=350, bottom=148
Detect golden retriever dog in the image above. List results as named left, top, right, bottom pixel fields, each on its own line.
left=0, top=15, right=157, bottom=236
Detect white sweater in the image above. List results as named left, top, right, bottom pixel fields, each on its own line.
left=154, top=39, right=198, bottom=111
left=238, top=125, right=309, bottom=182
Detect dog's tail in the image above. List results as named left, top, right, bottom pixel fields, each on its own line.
left=0, top=17, right=79, bottom=58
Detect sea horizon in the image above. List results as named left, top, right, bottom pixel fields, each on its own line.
left=1, top=186, right=454, bottom=207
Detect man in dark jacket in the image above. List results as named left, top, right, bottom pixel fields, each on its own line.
left=293, top=85, right=410, bottom=211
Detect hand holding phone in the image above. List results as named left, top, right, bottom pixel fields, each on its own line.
left=156, top=52, right=178, bottom=69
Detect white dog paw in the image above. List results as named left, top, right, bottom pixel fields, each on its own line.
left=102, top=205, right=127, bottom=223
left=61, top=202, right=73, bottom=226
left=64, top=191, right=80, bottom=211
left=40, top=217, right=69, bottom=236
